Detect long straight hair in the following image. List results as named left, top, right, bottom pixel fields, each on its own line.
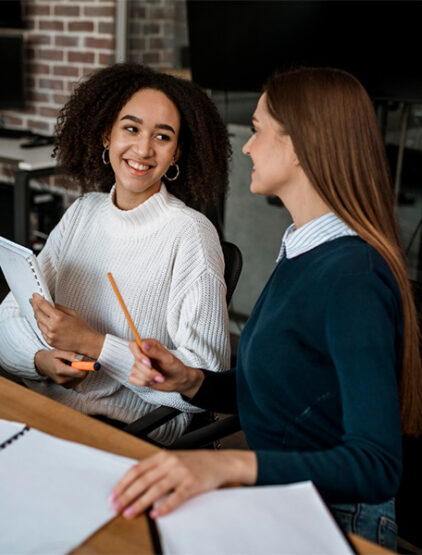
left=265, top=67, right=422, bottom=436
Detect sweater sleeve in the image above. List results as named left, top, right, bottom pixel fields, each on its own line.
left=254, top=272, right=403, bottom=504
left=97, top=271, right=230, bottom=413
left=0, top=200, right=80, bottom=380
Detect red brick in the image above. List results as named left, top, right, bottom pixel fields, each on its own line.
left=54, top=5, right=80, bottom=17
left=128, top=38, right=146, bottom=51
left=40, top=107, right=59, bottom=118
left=150, top=7, right=175, bottom=20
left=68, top=21, right=94, bottom=32
left=143, top=22, right=161, bottom=36
left=84, top=37, right=115, bottom=50
left=98, top=21, right=114, bottom=34
left=53, top=94, right=70, bottom=105
left=24, top=4, right=50, bottom=16
left=99, top=53, right=115, bottom=66
left=55, top=35, right=79, bottom=47
left=28, top=119, right=50, bottom=132
left=27, top=33, right=51, bottom=45
left=67, top=81, right=79, bottom=93
left=28, top=63, right=50, bottom=75
left=38, top=78, right=64, bottom=91
left=142, top=52, right=160, bottom=64
left=53, top=65, right=80, bottom=78
left=28, top=91, right=49, bottom=103
left=3, top=115, right=23, bottom=126
left=38, top=49, right=64, bottom=62
left=68, top=51, right=95, bottom=64
left=39, top=20, right=64, bottom=32
left=149, top=38, right=166, bottom=50
left=130, top=5, right=146, bottom=19
left=84, top=6, right=115, bottom=18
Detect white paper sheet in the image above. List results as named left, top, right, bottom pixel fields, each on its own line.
left=156, top=482, right=354, bottom=555
left=0, top=423, right=136, bottom=554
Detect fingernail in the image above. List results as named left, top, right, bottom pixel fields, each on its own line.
left=149, top=508, right=160, bottom=519
left=154, top=376, right=165, bottom=383
left=76, top=354, right=84, bottom=361
left=142, top=358, right=151, bottom=368
left=123, top=507, right=135, bottom=518
left=108, top=492, right=116, bottom=503
left=112, top=501, right=122, bottom=512
left=143, top=341, right=151, bottom=351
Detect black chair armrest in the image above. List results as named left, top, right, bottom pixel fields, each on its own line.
left=124, top=406, right=181, bottom=438
left=170, top=415, right=241, bottom=449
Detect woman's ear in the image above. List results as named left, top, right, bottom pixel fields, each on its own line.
left=102, top=134, right=110, bottom=149
left=174, top=145, right=181, bottom=163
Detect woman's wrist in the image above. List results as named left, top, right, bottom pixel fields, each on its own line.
left=79, top=331, right=105, bottom=360
left=34, top=349, right=48, bottom=376
left=223, top=450, right=258, bottom=485
left=181, top=366, right=205, bottom=398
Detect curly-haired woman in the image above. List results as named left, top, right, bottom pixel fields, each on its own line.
left=0, top=64, right=231, bottom=445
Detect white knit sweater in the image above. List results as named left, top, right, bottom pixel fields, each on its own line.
left=0, top=184, right=230, bottom=445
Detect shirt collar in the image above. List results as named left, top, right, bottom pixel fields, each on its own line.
left=276, top=212, right=357, bottom=262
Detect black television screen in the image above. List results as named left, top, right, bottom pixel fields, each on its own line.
left=0, top=34, right=25, bottom=109
left=187, top=0, right=422, bottom=102
left=0, top=1, right=23, bottom=29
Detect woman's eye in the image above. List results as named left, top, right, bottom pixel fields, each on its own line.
left=124, top=125, right=138, bottom=133
left=156, top=134, right=170, bottom=141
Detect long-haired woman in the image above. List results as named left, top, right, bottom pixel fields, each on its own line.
left=110, top=67, right=422, bottom=549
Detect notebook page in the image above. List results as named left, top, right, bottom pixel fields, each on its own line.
left=0, top=419, right=26, bottom=445
left=0, top=428, right=136, bottom=554
left=156, top=482, right=354, bottom=555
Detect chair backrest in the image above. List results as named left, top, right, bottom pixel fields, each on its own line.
left=221, top=240, right=242, bottom=306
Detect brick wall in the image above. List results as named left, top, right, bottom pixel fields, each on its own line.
left=1, top=0, right=116, bottom=137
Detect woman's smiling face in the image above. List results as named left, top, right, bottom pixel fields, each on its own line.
left=104, top=87, right=181, bottom=210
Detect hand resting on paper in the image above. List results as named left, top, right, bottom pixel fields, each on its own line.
left=128, top=338, right=205, bottom=395
left=32, top=293, right=105, bottom=360
left=34, top=348, right=89, bottom=388
left=110, top=449, right=257, bottom=519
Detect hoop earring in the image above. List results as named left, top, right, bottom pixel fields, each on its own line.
left=102, top=148, right=110, bottom=165
left=164, top=162, right=180, bottom=181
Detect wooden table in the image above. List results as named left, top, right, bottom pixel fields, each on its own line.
left=0, top=376, right=393, bottom=554
left=0, top=376, right=158, bottom=554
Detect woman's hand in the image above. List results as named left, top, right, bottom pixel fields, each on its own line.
left=129, top=339, right=205, bottom=397
left=32, top=293, right=104, bottom=359
left=109, top=449, right=258, bottom=519
left=34, top=349, right=89, bottom=388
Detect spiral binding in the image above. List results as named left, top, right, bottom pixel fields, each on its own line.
left=28, top=256, right=43, bottom=295
left=0, top=426, right=30, bottom=449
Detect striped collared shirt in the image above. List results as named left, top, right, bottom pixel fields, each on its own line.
left=276, top=212, right=357, bottom=262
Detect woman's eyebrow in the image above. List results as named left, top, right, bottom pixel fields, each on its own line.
left=120, top=114, right=175, bottom=134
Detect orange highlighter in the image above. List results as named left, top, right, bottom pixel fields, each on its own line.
left=65, top=360, right=101, bottom=372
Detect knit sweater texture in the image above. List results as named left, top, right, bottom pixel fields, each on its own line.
left=0, top=184, right=230, bottom=445
left=191, top=237, right=403, bottom=503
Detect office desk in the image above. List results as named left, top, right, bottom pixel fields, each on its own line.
left=0, top=376, right=157, bottom=554
left=0, top=137, right=57, bottom=247
left=0, top=376, right=392, bottom=554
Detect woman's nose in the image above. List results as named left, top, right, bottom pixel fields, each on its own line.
left=242, top=137, right=251, bottom=155
left=133, top=135, right=153, bottom=158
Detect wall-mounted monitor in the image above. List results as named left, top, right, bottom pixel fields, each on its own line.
left=187, top=0, right=422, bottom=102
left=0, top=1, right=23, bottom=29
left=0, top=34, right=25, bottom=109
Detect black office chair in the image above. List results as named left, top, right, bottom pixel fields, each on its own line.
left=123, top=240, right=243, bottom=448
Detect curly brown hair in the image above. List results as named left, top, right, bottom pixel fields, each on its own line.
left=54, top=63, right=231, bottom=208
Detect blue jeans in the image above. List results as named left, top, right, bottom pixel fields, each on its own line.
left=330, top=498, right=397, bottom=551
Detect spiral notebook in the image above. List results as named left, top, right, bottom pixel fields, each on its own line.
left=0, top=418, right=136, bottom=554
left=0, top=235, right=53, bottom=347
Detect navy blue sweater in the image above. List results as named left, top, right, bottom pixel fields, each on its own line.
left=191, top=237, right=403, bottom=504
